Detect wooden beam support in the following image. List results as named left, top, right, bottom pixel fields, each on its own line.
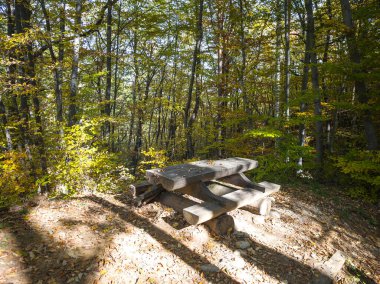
left=156, top=191, right=234, bottom=235
left=183, top=181, right=280, bottom=225
left=129, top=181, right=153, bottom=198
left=180, top=182, right=274, bottom=216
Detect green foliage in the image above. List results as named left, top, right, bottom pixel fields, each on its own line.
left=335, top=150, right=380, bottom=202
left=137, top=147, right=168, bottom=177
left=49, top=119, right=133, bottom=195
left=0, top=151, right=35, bottom=209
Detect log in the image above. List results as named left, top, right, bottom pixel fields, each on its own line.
left=183, top=181, right=280, bottom=225
left=133, top=185, right=163, bottom=207
left=312, top=250, right=346, bottom=284
left=181, top=182, right=274, bottom=216
left=146, top=157, right=258, bottom=191
left=130, top=181, right=153, bottom=198
left=156, top=191, right=234, bottom=235
left=209, top=178, right=266, bottom=192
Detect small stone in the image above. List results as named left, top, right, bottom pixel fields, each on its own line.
left=247, top=248, right=255, bottom=254
left=200, top=264, right=220, bottom=273
left=236, top=240, right=251, bottom=249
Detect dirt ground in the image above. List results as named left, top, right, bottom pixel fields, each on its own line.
left=0, top=185, right=379, bottom=284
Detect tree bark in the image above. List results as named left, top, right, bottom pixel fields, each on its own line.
left=305, top=0, right=323, bottom=166
left=184, top=0, right=204, bottom=159
left=68, top=0, right=82, bottom=126
left=274, top=0, right=281, bottom=119
left=284, top=0, right=291, bottom=120
left=298, top=2, right=311, bottom=172
left=104, top=0, right=113, bottom=141
left=340, top=0, right=378, bottom=150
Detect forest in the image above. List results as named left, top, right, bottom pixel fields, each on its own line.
left=0, top=0, right=379, bottom=205
left=0, top=0, right=379, bottom=283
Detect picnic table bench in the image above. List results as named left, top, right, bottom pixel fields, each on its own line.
left=131, top=157, right=280, bottom=234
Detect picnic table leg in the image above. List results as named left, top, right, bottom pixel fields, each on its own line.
left=179, top=181, right=274, bottom=216
left=156, top=191, right=234, bottom=235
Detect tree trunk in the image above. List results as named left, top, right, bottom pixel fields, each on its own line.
left=111, top=0, right=121, bottom=152
left=40, top=0, right=64, bottom=124
left=305, top=0, right=323, bottom=167
left=340, top=0, right=378, bottom=150
left=128, top=32, right=139, bottom=148
left=216, top=0, right=227, bottom=158
left=68, top=0, right=82, bottom=126
left=298, top=3, right=311, bottom=172
left=104, top=0, right=113, bottom=141
left=284, top=0, right=290, bottom=120
left=0, top=95, right=12, bottom=150
left=274, top=0, right=281, bottom=119
left=184, top=0, right=204, bottom=159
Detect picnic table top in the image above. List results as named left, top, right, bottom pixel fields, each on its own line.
left=146, top=157, right=258, bottom=191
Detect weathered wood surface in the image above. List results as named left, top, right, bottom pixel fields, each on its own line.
left=133, top=185, right=164, bottom=207
left=146, top=157, right=258, bottom=191
left=183, top=181, right=280, bottom=225
left=312, top=250, right=346, bottom=284
left=156, top=191, right=234, bottom=235
left=129, top=181, right=152, bottom=198
left=179, top=181, right=274, bottom=216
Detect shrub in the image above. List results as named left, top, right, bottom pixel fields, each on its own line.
left=0, top=151, right=35, bottom=208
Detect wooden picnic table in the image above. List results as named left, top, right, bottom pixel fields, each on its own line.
left=132, top=157, right=280, bottom=231
left=146, top=157, right=258, bottom=191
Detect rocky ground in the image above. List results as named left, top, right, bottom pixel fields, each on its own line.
left=0, top=185, right=378, bottom=284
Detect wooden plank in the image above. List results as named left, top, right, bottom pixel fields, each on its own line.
left=129, top=181, right=153, bottom=198
left=312, top=251, right=346, bottom=284
left=156, top=191, right=234, bottom=235
left=146, top=157, right=258, bottom=191
left=208, top=179, right=266, bottom=192
left=179, top=182, right=273, bottom=216
left=133, top=185, right=164, bottom=207
left=183, top=181, right=280, bottom=225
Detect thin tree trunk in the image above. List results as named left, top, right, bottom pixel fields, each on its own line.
left=0, top=95, right=12, bottom=150
left=322, top=0, right=332, bottom=152
left=216, top=0, right=227, bottom=158
left=274, top=0, right=281, bottom=119
left=111, top=0, right=121, bottom=152
left=184, top=0, right=204, bottom=159
left=298, top=5, right=311, bottom=172
left=238, top=0, right=247, bottom=116
left=104, top=0, right=112, bottom=141
left=128, top=32, right=139, bottom=148
left=15, top=0, right=32, bottom=159
left=284, top=0, right=290, bottom=120
left=305, top=0, right=323, bottom=167
left=40, top=0, right=64, bottom=125
left=132, top=68, right=156, bottom=173
left=68, top=0, right=82, bottom=126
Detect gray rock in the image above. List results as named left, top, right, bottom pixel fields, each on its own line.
left=200, top=264, right=220, bottom=273
left=236, top=240, right=251, bottom=249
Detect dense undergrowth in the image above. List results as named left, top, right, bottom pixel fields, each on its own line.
left=1, top=129, right=379, bottom=209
